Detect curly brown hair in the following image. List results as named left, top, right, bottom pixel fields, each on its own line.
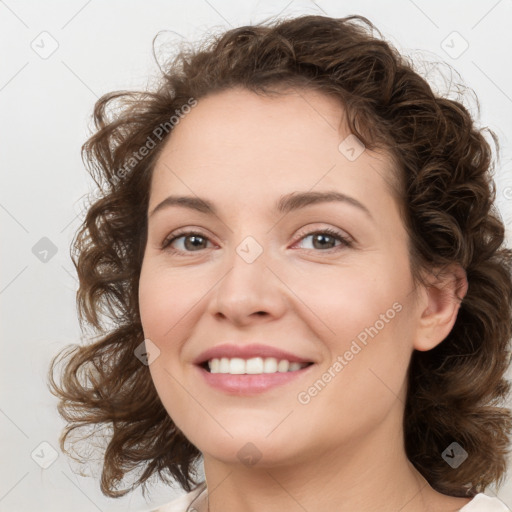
left=48, top=13, right=512, bottom=500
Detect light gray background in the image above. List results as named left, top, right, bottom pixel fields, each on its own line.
left=1, top=1, right=512, bottom=511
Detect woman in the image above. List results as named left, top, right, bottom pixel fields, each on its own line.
left=48, top=14, right=512, bottom=512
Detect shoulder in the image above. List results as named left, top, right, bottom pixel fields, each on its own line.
left=459, top=493, right=511, bottom=512
left=150, top=483, right=207, bottom=512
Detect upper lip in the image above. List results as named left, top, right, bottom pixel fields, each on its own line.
left=193, top=343, right=313, bottom=365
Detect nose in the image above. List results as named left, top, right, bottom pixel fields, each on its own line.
left=206, top=242, right=288, bottom=327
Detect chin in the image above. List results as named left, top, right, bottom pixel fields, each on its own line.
left=191, top=424, right=307, bottom=468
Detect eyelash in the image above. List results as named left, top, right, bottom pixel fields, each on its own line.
left=160, top=227, right=353, bottom=255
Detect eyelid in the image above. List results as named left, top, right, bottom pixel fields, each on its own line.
left=292, top=224, right=354, bottom=246
left=160, top=227, right=217, bottom=251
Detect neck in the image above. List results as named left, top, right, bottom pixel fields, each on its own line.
left=201, top=404, right=438, bottom=512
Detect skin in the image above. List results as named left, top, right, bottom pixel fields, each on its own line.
left=138, top=87, right=471, bottom=512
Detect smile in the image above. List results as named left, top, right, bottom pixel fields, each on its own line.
left=207, top=357, right=311, bottom=374
left=197, top=360, right=315, bottom=395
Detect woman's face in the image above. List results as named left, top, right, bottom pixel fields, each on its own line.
left=139, top=87, right=426, bottom=467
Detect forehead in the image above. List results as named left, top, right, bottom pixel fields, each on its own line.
left=149, top=87, right=399, bottom=212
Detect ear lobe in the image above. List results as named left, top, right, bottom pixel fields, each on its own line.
left=413, top=263, right=468, bottom=352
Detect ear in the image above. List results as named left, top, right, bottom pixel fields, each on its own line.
left=413, top=263, right=468, bottom=352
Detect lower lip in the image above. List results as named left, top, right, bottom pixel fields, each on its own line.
left=196, top=364, right=314, bottom=395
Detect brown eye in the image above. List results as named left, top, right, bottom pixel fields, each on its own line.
left=161, top=231, right=213, bottom=253
left=295, top=228, right=352, bottom=251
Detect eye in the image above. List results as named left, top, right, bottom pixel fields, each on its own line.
left=294, top=228, right=353, bottom=251
left=161, top=230, right=214, bottom=254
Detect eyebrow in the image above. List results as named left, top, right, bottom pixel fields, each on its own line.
left=149, top=190, right=373, bottom=220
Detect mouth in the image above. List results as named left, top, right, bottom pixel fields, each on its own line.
left=196, top=358, right=315, bottom=395
left=200, top=357, right=314, bottom=375
left=193, top=343, right=316, bottom=394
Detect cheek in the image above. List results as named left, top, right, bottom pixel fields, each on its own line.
left=138, top=259, right=199, bottom=340
left=297, top=311, right=412, bottom=446
left=295, top=262, right=408, bottom=345
left=139, top=262, right=195, bottom=430
left=138, top=264, right=171, bottom=340
left=297, top=263, right=414, bottom=402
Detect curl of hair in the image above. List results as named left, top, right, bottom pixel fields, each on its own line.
left=48, top=14, right=512, bottom=499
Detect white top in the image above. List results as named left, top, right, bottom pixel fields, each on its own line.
left=151, top=483, right=511, bottom=512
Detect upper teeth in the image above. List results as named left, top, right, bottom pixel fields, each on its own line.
left=207, top=357, right=308, bottom=374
